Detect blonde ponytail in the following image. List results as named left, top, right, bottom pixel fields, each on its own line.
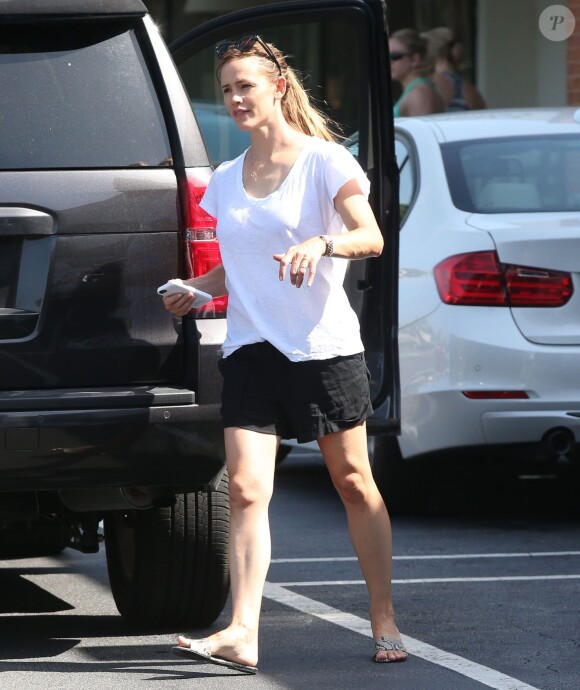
left=281, top=64, right=338, bottom=141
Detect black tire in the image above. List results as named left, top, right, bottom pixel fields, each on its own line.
left=104, top=472, right=230, bottom=628
left=370, top=435, right=428, bottom=515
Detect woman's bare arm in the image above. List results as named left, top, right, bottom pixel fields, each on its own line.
left=273, top=179, right=383, bottom=288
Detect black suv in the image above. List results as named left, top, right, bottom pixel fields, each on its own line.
left=0, top=0, right=399, bottom=628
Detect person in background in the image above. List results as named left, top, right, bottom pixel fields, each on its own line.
left=163, top=35, right=408, bottom=674
left=423, top=27, right=487, bottom=112
left=390, top=28, right=443, bottom=117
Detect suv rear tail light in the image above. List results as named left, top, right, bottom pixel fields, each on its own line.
left=179, top=171, right=227, bottom=318
left=434, top=251, right=572, bottom=307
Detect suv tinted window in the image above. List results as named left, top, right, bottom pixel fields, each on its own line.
left=0, top=22, right=171, bottom=169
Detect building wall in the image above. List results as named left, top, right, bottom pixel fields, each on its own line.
left=477, top=0, right=568, bottom=108
left=569, top=0, right=580, bottom=103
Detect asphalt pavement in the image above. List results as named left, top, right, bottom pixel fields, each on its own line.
left=1, top=447, right=578, bottom=689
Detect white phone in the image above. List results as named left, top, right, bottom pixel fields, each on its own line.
left=157, top=279, right=213, bottom=308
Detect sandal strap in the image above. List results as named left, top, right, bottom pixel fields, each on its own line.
left=189, top=638, right=212, bottom=655
left=374, top=636, right=407, bottom=654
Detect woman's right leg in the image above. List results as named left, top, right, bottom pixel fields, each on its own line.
left=178, top=426, right=278, bottom=667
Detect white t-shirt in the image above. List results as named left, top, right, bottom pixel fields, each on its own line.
left=200, top=136, right=371, bottom=361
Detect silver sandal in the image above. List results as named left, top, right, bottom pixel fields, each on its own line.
left=373, top=636, right=408, bottom=663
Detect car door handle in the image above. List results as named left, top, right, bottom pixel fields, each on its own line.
left=0, top=308, right=39, bottom=339
left=0, top=207, right=55, bottom=236
left=0, top=208, right=53, bottom=340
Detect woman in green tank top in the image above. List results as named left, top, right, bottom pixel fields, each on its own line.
left=390, top=28, right=443, bottom=117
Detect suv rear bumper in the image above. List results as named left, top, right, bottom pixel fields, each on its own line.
left=0, top=387, right=224, bottom=492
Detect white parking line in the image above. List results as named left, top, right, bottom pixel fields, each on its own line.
left=272, top=574, right=580, bottom=586
left=264, top=582, right=543, bottom=690
left=271, top=550, right=580, bottom=563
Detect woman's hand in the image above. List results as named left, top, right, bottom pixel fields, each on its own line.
left=273, top=235, right=326, bottom=288
left=161, top=265, right=227, bottom=316
left=162, top=289, right=195, bottom=317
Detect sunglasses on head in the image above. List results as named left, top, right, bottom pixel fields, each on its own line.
left=390, top=51, right=412, bottom=62
left=215, top=35, right=282, bottom=75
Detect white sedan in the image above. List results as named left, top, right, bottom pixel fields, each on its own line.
left=377, top=107, right=580, bottom=510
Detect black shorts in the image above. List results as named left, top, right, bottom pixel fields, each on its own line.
left=218, top=341, right=373, bottom=443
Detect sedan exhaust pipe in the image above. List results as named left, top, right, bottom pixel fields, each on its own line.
left=541, top=427, right=575, bottom=460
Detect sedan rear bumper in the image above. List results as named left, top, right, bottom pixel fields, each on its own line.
left=398, top=305, right=580, bottom=459
left=481, top=410, right=580, bottom=445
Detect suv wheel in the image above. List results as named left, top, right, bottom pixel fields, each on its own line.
left=104, top=473, right=230, bottom=628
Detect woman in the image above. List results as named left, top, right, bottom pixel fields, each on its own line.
left=163, top=35, right=407, bottom=674
left=423, top=27, right=487, bottom=111
left=390, top=28, right=443, bottom=117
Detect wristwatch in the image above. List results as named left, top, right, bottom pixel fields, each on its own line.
left=319, top=235, right=334, bottom=257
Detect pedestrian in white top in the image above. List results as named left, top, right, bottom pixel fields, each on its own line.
left=162, top=34, right=407, bottom=673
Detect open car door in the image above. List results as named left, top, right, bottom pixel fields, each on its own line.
left=171, top=0, right=400, bottom=436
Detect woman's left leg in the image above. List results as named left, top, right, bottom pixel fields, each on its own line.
left=318, top=422, right=407, bottom=662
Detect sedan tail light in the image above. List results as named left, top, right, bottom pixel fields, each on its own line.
left=434, top=251, right=572, bottom=307
left=179, top=171, right=227, bottom=318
